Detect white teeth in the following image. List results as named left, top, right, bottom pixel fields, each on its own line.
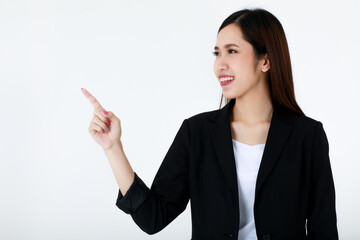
left=220, top=77, right=234, bottom=82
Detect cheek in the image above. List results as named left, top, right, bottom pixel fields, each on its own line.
left=232, top=58, right=252, bottom=77
left=235, top=52, right=249, bottom=64
left=232, top=58, right=258, bottom=88
left=233, top=53, right=257, bottom=74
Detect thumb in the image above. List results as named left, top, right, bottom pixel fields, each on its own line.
left=102, top=109, right=120, bottom=125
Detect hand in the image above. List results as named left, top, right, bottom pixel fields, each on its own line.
left=81, top=88, right=122, bottom=150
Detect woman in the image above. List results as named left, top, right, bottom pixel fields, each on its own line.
left=82, top=8, right=338, bottom=240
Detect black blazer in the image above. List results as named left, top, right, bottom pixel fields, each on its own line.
left=116, top=98, right=338, bottom=240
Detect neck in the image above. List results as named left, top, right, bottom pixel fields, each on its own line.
left=230, top=81, right=273, bottom=126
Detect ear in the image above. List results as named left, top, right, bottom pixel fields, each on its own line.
left=262, top=53, right=270, bottom=72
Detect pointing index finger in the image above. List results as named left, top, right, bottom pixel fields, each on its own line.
left=81, top=88, right=103, bottom=110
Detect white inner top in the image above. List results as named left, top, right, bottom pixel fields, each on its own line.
left=232, top=139, right=265, bottom=240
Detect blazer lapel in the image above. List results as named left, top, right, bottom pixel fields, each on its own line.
left=208, top=98, right=296, bottom=199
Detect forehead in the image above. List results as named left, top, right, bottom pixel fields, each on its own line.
left=215, top=23, right=248, bottom=49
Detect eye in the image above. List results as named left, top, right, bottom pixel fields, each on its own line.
left=212, top=49, right=237, bottom=56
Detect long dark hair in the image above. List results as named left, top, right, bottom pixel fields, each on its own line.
left=217, top=8, right=304, bottom=116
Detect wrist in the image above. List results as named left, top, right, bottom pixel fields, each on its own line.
left=104, top=141, right=123, bottom=154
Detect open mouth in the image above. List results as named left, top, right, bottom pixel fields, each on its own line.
left=220, top=77, right=234, bottom=86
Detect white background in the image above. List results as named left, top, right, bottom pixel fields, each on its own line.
left=1, top=0, right=359, bottom=239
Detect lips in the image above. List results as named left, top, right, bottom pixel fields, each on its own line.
left=218, top=74, right=235, bottom=87
left=220, top=79, right=234, bottom=86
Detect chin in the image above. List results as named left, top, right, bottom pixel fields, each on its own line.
left=223, top=86, right=247, bottom=100
left=222, top=91, right=238, bottom=100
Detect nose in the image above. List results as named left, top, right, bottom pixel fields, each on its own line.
left=214, top=55, right=229, bottom=72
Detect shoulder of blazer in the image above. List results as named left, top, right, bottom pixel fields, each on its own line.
left=183, top=100, right=328, bottom=152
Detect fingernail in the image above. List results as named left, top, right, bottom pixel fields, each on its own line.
left=106, top=121, right=110, bottom=126
left=102, top=129, right=105, bottom=133
left=105, top=127, right=109, bottom=132
left=102, top=109, right=108, bottom=115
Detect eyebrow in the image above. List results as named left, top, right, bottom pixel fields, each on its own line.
left=214, top=43, right=239, bottom=50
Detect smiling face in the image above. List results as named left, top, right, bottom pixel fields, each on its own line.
left=213, top=23, right=269, bottom=100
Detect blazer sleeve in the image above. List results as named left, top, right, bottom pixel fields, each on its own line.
left=307, top=121, right=339, bottom=239
left=115, top=119, right=191, bottom=235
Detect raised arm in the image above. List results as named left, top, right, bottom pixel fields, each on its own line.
left=115, top=119, right=191, bottom=235
left=81, top=88, right=134, bottom=196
